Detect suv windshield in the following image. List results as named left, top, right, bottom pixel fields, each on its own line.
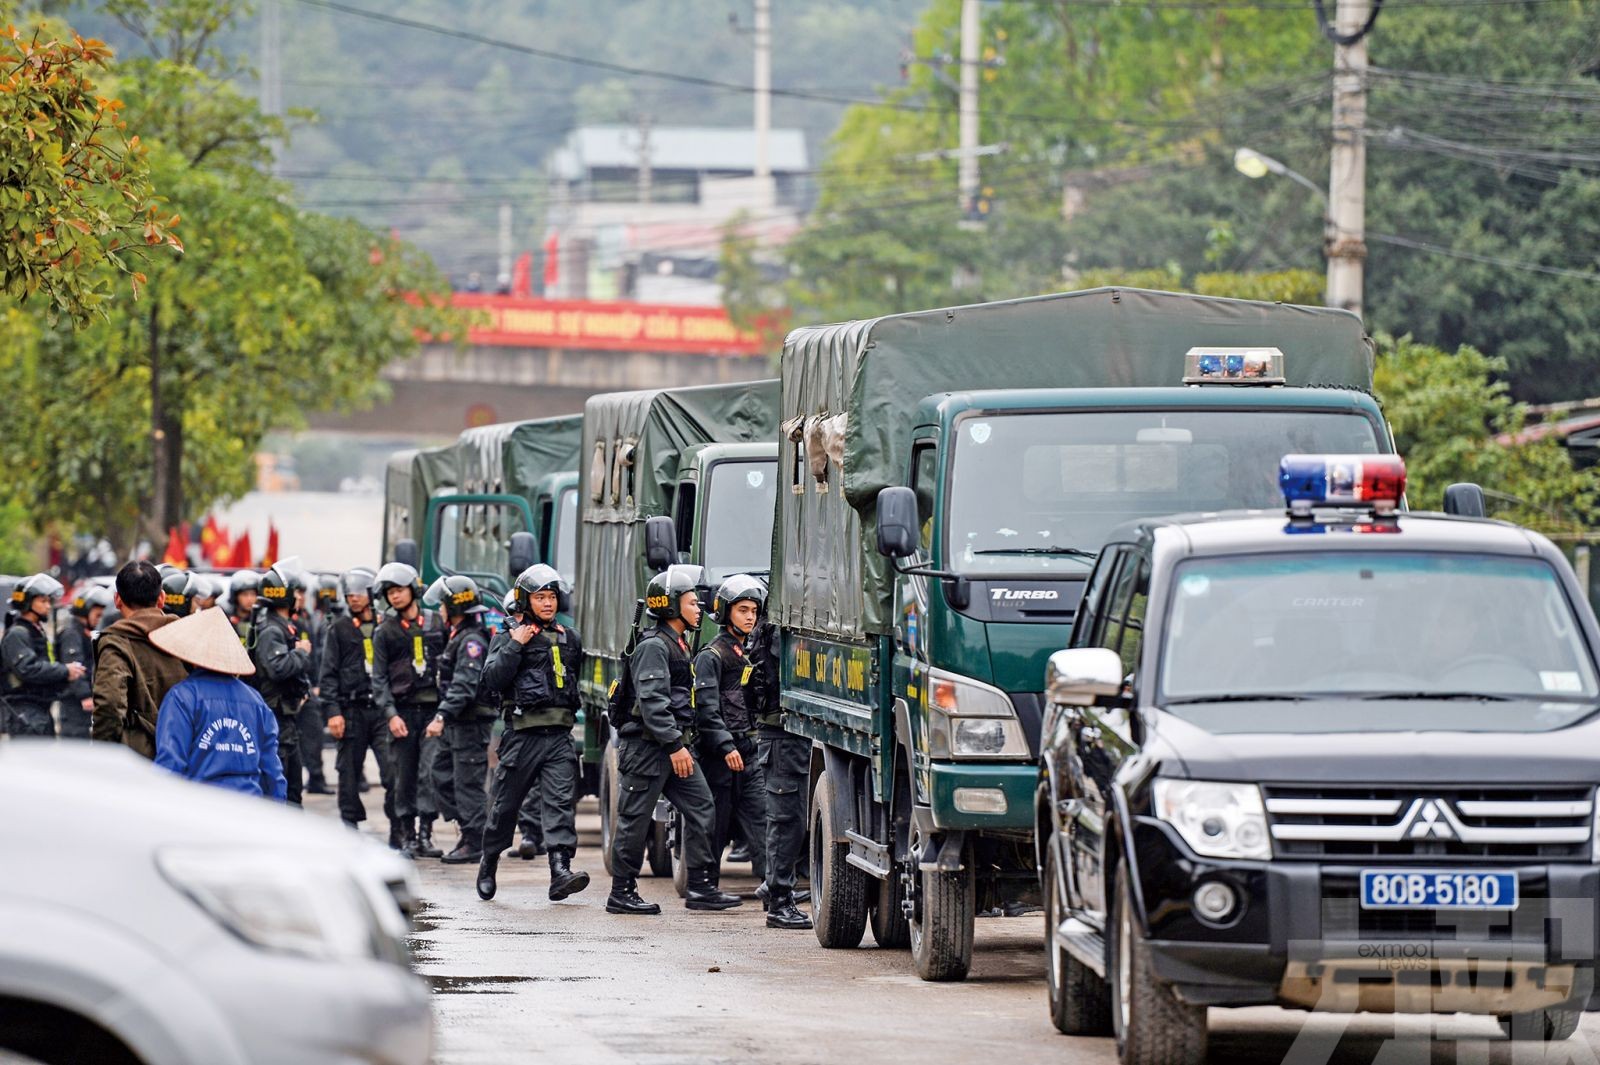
left=702, top=459, right=777, bottom=584
left=947, top=410, right=1381, bottom=575
left=1161, top=552, right=1599, bottom=706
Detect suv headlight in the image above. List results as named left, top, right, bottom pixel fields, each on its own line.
left=925, top=667, right=1029, bottom=760
left=1152, top=779, right=1271, bottom=861
left=158, top=848, right=399, bottom=963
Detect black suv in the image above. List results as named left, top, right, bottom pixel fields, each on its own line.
left=1036, top=457, right=1600, bottom=1064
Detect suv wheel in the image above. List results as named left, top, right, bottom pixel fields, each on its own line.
left=1045, top=840, right=1111, bottom=1035
left=1109, top=861, right=1207, bottom=1065
left=1499, top=1008, right=1581, bottom=1042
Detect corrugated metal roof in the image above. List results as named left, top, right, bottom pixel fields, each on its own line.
left=552, top=125, right=809, bottom=178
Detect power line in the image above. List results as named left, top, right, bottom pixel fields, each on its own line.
left=1368, top=230, right=1600, bottom=281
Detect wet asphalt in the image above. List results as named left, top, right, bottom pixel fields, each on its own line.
left=307, top=752, right=1600, bottom=1065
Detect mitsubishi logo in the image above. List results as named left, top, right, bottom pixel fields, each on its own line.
left=1404, top=798, right=1458, bottom=840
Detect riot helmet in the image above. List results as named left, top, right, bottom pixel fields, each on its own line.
left=12, top=573, right=64, bottom=619
left=314, top=573, right=340, bottom=609
left=160, top=571, right=200, bottom=617
left=511, top=563, right=568, bottom=618
left=70, top=585, right=114, bottom=619
left=437, top=574, right=487, bottom=618
left=644, top=564, right=705, bottom=622
left=257, top=565, right=300, bottom=610
left=421, top=576, right=448, bottom=609
left=340, top=567, right=376, bottom=600
left=710, top=573, right=767, bottom=627
left=373, top=562, right=423, bottom=609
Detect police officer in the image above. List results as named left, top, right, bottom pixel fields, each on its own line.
left=500, top=589, right=545, bottom=862
left=371, top=562, right=448, bottom=858
left=251, top=565, right=312, bottom=806
left=754, top=608, right=813, bottom=930
left=418, top=575, right=496, bottom=865
left=160, top=571, right=199, bottom=617
left=56, top=586, right=111, bottom=740
left=296, top=574, right=339, bottom=796
left=228, top=571, right=260, bottom=637
left=476, top=565, right=589, bottom=902
left=605, top=565, right=738, bottom=915
left=693, top=575, right=770, bottom=898
left=321, top=568, right=402, bottom=844
left=2, top=575, right=83, bottom=736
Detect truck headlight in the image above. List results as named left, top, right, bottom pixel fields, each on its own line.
left=1152, top=779, right=1271, bottom=861
left=158, top=848, right=392, bottom=963
left=925, top=667, right=1029, bottom=760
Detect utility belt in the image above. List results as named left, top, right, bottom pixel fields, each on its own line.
left=618, top=723, right=700, bottom=751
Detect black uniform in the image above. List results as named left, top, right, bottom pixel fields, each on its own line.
left=55, top=616, right=95, bottom=739
left=481, top=619, right=585, bottom=858
left=431, top=615, right=496, bottom=843
left=296, top=606, right=331, bottom=790
left=753, top=620, right=808, bottom=901
left=693, top=631, right=769, bottom=883
left=320, top=610, right=395, bottom=830
left=372, top=609, right=447, bottom=829
left=252, top=610, right=311, bottom=806
left=1, top=617, right=69, bottom=736
left=608, top=623, right=719, bottom=881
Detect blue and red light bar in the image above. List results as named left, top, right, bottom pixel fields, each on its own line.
left=1279, top=454, right=1407, bottom=516
left=1183, top=347, right=1286, bottom=385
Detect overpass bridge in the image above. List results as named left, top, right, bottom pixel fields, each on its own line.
left=309, top=294, right=775, bottom=437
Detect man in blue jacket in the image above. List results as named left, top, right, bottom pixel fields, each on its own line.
left=151, top=606, right=287, bottom=801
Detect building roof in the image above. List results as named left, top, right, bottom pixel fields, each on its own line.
left=551, top=125, right=809, bottom=179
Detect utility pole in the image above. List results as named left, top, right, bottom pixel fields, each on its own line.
left=1325, top=0, right=1369, bottom=319
left=497, top=203, right=512, bottom=294
left=957, top=0, right=980, bottom=216
left=636, top=111, right=654, bottom=205
left=753, top=0, right=772, bottom=181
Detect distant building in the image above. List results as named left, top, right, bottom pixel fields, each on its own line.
left=545, top=125, right=808, bottom=305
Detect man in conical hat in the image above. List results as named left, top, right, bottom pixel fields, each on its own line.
left=150, top=607, right=287, bottom=801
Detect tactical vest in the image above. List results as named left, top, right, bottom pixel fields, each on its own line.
left=253, top=612, right=310, bottom=714
left=380, top=613, right=444, bottom=706
left=2, top=620, right=58, bottom=704
left=701, top=633, right=756, bottom=732
left=658, top=630, right=695, bottom=728
left=505, top=622, right=581, bottom=713
left=438, top=621, right=494, bottom=718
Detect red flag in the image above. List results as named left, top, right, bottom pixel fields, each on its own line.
left=263, top=522, right=280, bottom=568
left=162, top=527, right=185, bottom=567
left=542, top=232, right=559, bottom=290
left=232, top=531, right=252, bottom=572
left=200, top=515, right=220, bottom=564
left=512, top=252, right=533, bottom=298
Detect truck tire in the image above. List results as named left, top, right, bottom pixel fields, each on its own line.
left=871, top=858, right=910, bottom=949
left=908, top=832, right=975, bottom=982
left=810, top=770, right=869, bottom=949
left=599, top=744, right=620, bottom=876
left=647, top=819, right=673, bottom=878
left=1109, top=861, right=1207, bottom=1065
left=1045, top=842, right=1111, bottom=1035
left=1500, top=1009, right=1581, bottom=1042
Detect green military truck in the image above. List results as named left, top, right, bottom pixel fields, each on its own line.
left=382, top=442, right=459, bottom=568
left=775, top=287, right=1397, bottom=980
left=573, top=380, right=780, bottom=870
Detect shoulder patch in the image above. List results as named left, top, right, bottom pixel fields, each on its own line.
left=466, top=640, right=484, bottom=658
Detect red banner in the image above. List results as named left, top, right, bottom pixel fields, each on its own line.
left=452, top=293, right=766, bottom=356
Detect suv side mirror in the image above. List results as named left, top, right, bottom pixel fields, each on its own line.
left=508, top=531, right=536, bottom=578
left=875, top=486, right=919, bottom=559
left=644, top=515, right=677, bottom=571
left=1443, top=483, right=1486, bottom=518
left=393, top=538, right=420, bottom=569
left=1045, top=648, right=1125, bottom=706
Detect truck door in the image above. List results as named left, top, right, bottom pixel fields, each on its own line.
left=425, top=493, right=535, bottom=598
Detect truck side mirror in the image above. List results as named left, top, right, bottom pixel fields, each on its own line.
left=1045, top=648, right=1125, bottom=706
left=644, top=515, right=677, bottom=571
left=393, top=538, right=419, bottom=569
left=508, top=531, right=536, bottom=578
left=1443, top=483, right=1487, bottom=518
left=875, top=487, right=919, bottom=559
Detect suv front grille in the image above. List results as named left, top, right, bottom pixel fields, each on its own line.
left=1263, top=785, right=1595, bottom=862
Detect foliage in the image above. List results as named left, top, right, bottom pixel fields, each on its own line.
left=1062, top=265, right=1323, bottom=306
left=0, top=18, right=179, bottom=323
left=718, top=210, right=786, bottom=354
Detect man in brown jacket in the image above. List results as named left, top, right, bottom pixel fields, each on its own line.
left=92, top=561, right=189, bottom=759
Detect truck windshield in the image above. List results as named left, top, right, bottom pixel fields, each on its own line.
left=1161, top=552, right=1599, bottom=706
left=702, top=459, right=778, bottom=584
left=946, top=410, right=1381, bottom=575
left=554, top=486, right=578, bottom=585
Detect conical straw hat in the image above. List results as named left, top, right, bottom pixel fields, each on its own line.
left=148, top=605, right=256, bottom=676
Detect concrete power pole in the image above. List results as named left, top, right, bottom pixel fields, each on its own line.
left=1325, top=0, right=1369, bottom=319
left=957, top=0, right=980, bottom=215
left=497, top=203, right=512, bottom=293
left=754, top=0, right=772, bottom=181
left=636, top=111, right=654, bottom=205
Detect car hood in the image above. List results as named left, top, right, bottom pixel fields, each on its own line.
left=1145, top=701, right=1600, bottom=785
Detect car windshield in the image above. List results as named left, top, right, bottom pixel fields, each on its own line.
left=946, top=410, right=1382, bottom=575
left=553, top=486, right=577, bottom=585
left=701, top=459, right=777, bottom=584
left=1160, top=552, right=1599, bottom=707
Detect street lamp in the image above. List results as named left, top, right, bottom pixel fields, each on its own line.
left=1232, top=147, right=1326, bottom=199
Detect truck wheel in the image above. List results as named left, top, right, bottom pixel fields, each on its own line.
left=599, top=745, right=620, bottom=876
left=1499, top=1009, right=1581, bottom=1042
left=1109, top=861, right=1206, bottom=1065
left=907, top=829, right=975, bottom=982
left=647, top=819, right=673, bottom=878
left=810, top=770, right=869, bottom=949
left=671, top=809, right=689, bottom=899
left=871, top=859, right=910, bottom=949
left=1045, top=841, right=1111, bottom=1034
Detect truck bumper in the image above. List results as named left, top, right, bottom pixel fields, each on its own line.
left=928, top=762, right=1038, bottom=831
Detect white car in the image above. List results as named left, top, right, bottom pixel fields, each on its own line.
left=0, top=741, right=432, bottom=1065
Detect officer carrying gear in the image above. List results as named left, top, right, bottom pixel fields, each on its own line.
left=753, top=605, right=813, bottom=929
left=606, top=565, right=737, bottom=915
left=1, top=574, right=83, bottom=736
left=500, top=587, right=546, bottom=862
left=371, top=561, right=448, bottom=859
left=250, top=564, right=312, bottom=806
left=56, top=585, right=111, bottom=740
left=321, top=568, right=402, bottom=844
left=160, top=571, right=200, bottom=618
left=476, top=564, right=589, bottom=902
left=693, top=575, right=771, bottom=899
left=297, top=574, right=341, bottom=797
left=228, top=571, right=261, bottom=633
left=419, top=575, right=496, bottom=866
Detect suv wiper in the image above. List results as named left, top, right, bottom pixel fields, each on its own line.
left=1163, top=693, right=1317, bottom=705
left=1358, top=691, right=1514, bottom=702
left=972, top=546, right=1099, bottom=560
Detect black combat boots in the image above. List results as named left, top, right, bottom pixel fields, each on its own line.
left=766, top=894, right=814, bottom=930
left=516, top=835, right=545, bottom=860
left=442, top=828, right=484, bottom=864
left=685, top=869, right=742, bottom=911
left=387, top=818, right=405, bottom=850
left=396, top=817, right=418, bottom=859
left=605, top=877, right=662, bottom=915
left=413, top=816, right=444, bottom=859
left=476, top=853, right=499, bottom=900
left=547, top=849, right=591, bottom=902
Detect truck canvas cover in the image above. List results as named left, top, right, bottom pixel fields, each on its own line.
left=457, top=415, right=584, bottom=498
left=382, top=443, right=459, bottom=563
left=575, top=379, right=779, bottom=658
left=775, top=286, right=1373, bottom=638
